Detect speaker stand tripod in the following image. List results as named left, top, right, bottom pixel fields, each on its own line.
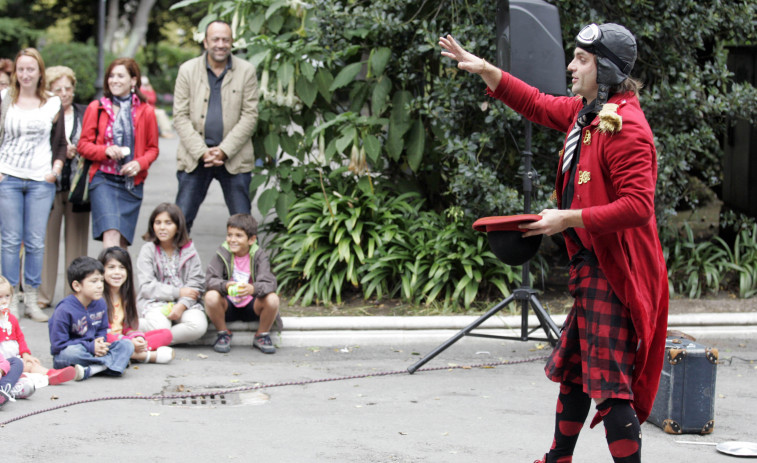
left=408, top=121, right=560, bottom=374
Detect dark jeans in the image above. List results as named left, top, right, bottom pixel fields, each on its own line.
left=0, top=357, right=23, bottom=391
left=175, top=165, right=252, bottom=232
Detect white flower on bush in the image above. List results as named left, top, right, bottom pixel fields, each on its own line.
left=260, top=73, right=302, bottom=110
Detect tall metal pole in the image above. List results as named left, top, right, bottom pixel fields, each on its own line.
left=95, top=0, right=106, bottom=99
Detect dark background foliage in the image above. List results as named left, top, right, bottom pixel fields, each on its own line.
left=178, top=0, right=757, bottom=306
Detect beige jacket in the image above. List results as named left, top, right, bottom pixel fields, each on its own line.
left=173, top=53, right=259, bottom=174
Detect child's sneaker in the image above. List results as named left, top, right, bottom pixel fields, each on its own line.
left=74, top=364, right=91, bottom=381
left=154, top=346, right=175, bottom=364
left=0, top=384, right=15, bottom=407
left=10, top=377, right=35, bottom=399
left=252, top=333, right=276, bottom=354
left=213, top=331, right=232, bottom=353
left=47, top=366, right=77, bottom=385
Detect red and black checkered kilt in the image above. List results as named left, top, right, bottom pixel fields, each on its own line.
left=545, top=257, right=637, bottom=400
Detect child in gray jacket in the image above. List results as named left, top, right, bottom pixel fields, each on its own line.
left=136, top=203, right=207, bottom=344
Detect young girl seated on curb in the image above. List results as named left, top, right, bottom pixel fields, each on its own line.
left=98, top=247, right=174, bottom=363
left=136, top=203, right=207, bottom=345
left=0, top=276, right=76, bottom=387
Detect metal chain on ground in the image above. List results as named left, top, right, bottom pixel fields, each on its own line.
left=0, top=355, right=548, bottom=427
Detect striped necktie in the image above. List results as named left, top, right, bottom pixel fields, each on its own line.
left=561, top=120, right=583, bottom=173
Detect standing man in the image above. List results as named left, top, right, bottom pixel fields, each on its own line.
left=440, top=23, right=668, bottom=463
left=173, top=20, right=259, bottom=232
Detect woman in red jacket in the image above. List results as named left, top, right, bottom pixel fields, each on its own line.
left=78, top=58, right=159, bottom=249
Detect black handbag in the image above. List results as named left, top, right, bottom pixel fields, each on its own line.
left=68, top=105, right=102, bottom=213
left=67, top=156, right=92, bottom=212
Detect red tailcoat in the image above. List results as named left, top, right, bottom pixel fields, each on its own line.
left=488, top=71, right=669, bottom=423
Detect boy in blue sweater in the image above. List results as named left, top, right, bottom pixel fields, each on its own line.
left=48, top=257, right=134, bottom=380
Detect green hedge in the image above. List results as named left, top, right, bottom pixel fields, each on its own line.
left=176, top=0, right=757, bottom=306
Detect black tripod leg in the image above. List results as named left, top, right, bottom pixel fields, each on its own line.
left=407, top=295, right=515, bottom=374
left=529, top=293, right=561, bottom=345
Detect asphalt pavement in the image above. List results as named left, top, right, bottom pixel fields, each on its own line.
left=2, top=317, right=756, bottom=462
left=3, top=135, right=756, bottom=462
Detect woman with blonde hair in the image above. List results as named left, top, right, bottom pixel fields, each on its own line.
left=38, top=66, right=90, bottom=308
left=0, top=48, right=67, bottom=321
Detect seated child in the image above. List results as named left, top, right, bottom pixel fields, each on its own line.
left=98, top=247, right=175, bottom=364
left=0, top=276, right=76, bottom=386
left=136, top=203, right=207, bottom=345
left=1, top=352, right=35, bottom=408
left=205, top=213, right=281, bottom=354
left=48, top=257, right=134, bottom=381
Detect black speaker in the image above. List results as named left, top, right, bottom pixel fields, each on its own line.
left=495, top=0, right=566, bottom=96
left=723, top=46, right=757, bottom=218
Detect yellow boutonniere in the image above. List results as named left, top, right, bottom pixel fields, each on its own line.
left=597, top=103, right=622, bottom=134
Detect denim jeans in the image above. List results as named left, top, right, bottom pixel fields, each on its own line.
left=52, top=341, right=134, bottom=376
left=0, top=176, right=56, bottom=287
left=0, top=357, right=23, bottom=390
left=175, top=165, right=251, bottom=232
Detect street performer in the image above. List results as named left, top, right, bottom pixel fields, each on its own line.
left=440, top=23, right=669, bottom=463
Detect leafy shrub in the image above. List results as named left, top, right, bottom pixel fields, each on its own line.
left=269, top=168, right=389, bottom=306
left=665, top=223, right=729, bottom=298
left=137, top=42, right=199, bottom=101
left=269, top=167, right=521, bottom=308
left=361, top=207, right=521, bottom=309
left=179, top=0, right=757, bottom=303
left=40, top=41, right=98, bottom=104
left=722, top=224, right=757, bottom=299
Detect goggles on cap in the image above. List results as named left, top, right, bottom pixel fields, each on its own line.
left=576, top=23, right=633, bottom=75
left=577, top=23, right=601, bottom=46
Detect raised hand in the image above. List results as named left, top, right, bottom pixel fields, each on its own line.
left=439, top=35, right=486, bottom=74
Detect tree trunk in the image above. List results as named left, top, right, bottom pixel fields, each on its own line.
left=103, top=0, right=120, bottom=53
left=122, top=0, right=158, bottom=58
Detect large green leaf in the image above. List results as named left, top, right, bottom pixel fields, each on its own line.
left=300, top=61, right=316, bottom=82
left=386, top=90, right=412, bottom=160
left=385, top=126, right=404, bottom=161
left=278, top=61, right=295, bottom=87
left=314, top=69, right=334, bottom=103
left=390, top=90, right=412, bottom=137
left=279, top=133, right=300, bottom=157
left=263, top=132, right=280, bottom=157
left=329, top=62, right=363, bottom=92
left=267, top=14, right=284, bottom=34
left=248, top=174, right=268, bottom=196
left=296, top=77, right=317, bottom=108
left=247, top=14, right=266, bottom=34
left=370, top=47, right=392, bottom=76
left=170, top=0, right=204, bottom=9
left=406, top=118, right=425, bottom=172
left=265, top=0, right=289, bottom=19
left=257, top=187, right=279, bottom=216
left=335, top=126, right=356, bottom=154
left=275, top=191, right=296, bottom=227
left=247, top=49, right=269, bottom=70
left=363, top=134, right=380, bottom=164
left=371, top=75, right=391, bottom=115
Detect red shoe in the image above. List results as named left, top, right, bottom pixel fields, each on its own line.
left=47, top=366, right=77, bottom=385
left=534, top=455, right=547, bottom=463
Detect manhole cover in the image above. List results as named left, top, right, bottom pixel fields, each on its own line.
left=161, top=389, right=269, bottom=407
left=162, top=391, right=241, bottom=407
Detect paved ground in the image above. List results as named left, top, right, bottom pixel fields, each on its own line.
left=7, top=136, right=757, bottom=462
left=2, top=317, right=756, bottom=462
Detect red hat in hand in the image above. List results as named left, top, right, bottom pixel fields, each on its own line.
left=473, top=215, right=542, bottom=266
